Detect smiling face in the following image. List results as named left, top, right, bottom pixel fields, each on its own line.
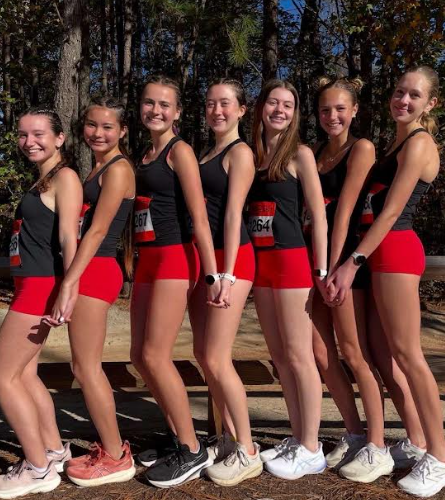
left=18, top=114, right=64, bottom=166
left=140, top=83, right=181, bottom=134
left=206, top=84, right=246, bottom=136
left=318, top=88, right=357, bottom=139
left=262, top=87, right=295, bottom=134
left=390, top=72, right=437, bottom=126
left=83, top=106, right=126, bottom=155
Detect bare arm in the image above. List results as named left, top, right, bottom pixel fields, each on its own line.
left=296, top=145, right=328, bottom=272
left=329, top=139, right=375, bottom=271
left=169, top=141, right=222, bottom=305
left=219, top=144, right=255, bottom=305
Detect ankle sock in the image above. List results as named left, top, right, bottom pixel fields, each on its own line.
left=28, top=462, right=48, bottom=473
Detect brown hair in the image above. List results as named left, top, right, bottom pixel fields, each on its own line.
left=142, top=75, right=182, bottom=109
left=252, top=79, right=301, bottom=181
left=403, top=65, right=440, bottom=136
left=207, top=78, right=247, bottom=107
left=316, top=76, right=364, bottom=107
left=18, top=107, right=70, bottom=193
left=84, top=96, right=134, bottom=278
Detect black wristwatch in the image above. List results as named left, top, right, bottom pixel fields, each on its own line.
left=205, top=273, right=221, bottom=285
left=351, top=252, right=366, bottom=266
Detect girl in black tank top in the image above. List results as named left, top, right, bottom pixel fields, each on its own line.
left=131, top=76, right=219, bottom=488
left=0, top=108, right=82, bottom=494
left=330, top=67, right=444, bottom=496
left=47, top=97, right=137, bottom=485
left=249, top=80, right=328, bottom=479
left=309, top=78, right=390, bottom=479
left=188, top=80, right=260, bottom=485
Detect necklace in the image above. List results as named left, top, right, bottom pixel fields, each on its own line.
left=319, top=140, right=354, bottom=172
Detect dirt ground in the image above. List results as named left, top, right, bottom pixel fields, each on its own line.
left=0, top=296, right=445, bottom=499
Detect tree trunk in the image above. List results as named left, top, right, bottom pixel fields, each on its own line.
left=116, top=0, right=124, bottom=98
left=3, top=33, right=12, bottom=131
left=359, top=32, right=372, bottom=139
left=262, top=0, right=278, bottom=81
left=109, top=0, right=118, bottom=93
left=121, top=0, right=133, bottom=108
left=54, top=0, right=83, bottom=155
left=78, top=0, right=91, bottom=181
left=100, top=0, right=108, bottom=93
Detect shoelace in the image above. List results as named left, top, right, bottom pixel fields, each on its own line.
left=207, top=434, right=225, bottom=451
left=224, top=446, right=249, bottom=468
left=274, top=437, right=292, bottom=453
left=164, top=448, right=188, bottom=467
left=6, top=460, right=29, bottom=480
left=86, top=443, right=105, bottom=466
left=356, top=446, right=375, bottom=466
left=281, top=444, right=302, bottom=462
left=411, top=456, right=431, bottom=483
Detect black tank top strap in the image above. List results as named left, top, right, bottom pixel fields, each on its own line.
left=159, top=136, right=183, bottom=164
left=220, top=138, right=243, bottom=158
left=86, top=154, right=125, bottom=184
left=386, top=128, right=427, bottom=157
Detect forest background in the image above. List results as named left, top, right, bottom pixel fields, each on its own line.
left=0, top=0, right=444, bottom=290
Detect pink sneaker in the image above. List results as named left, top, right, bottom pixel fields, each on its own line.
left=66, top=441, right=136, bottom=487
left=0, top=460, right=60, bottom=499
left=67, top=442, right=103, bottom=468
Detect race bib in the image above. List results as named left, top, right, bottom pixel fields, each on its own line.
left=9, top=219, right=22, bottom=267
left=361, top=183, right=386, bottom=226
left=248, top=201, right=276, bottom=247
left=134, top=196, right=155, bottom=243
left=77, top=203, right=91, bottom=243
left=302, top=197, right=334, bottom=233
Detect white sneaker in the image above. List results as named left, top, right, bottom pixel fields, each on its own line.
left=46, top=442, right=72, bottom=473
left=339, top=442, right=394, bottom=483
left=260, top=437, right=299, bottom=463
left=326, top=433, right=367, bottom=468
left=391, top=438, right=426, bottom=470
left=207, top=432, right=237, bottom=463
left=398, top=453, right=445, bottom=498
left=0, top=460, right=61, bottom=499
left=206, top=442, right=263, bottom=486
left=265, top=442, right=326, bottom=480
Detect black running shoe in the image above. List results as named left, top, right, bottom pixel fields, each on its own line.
left=145, top=442, right=213, bottom=488
left=137, top=431, right=179, bottom=467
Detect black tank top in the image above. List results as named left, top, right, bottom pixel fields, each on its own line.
left=313, top=141, right=362, bottom=255
left=10, top=178, right=65, bottom=277
left=248, top=170, right=306, bottom=250
left=362, top=128, right=430, bottom=231
left=79, top=155, right=134, bottom=257
left=135, top=136, right=191, bottom=246
left=199, top=139, right=250, bottom=249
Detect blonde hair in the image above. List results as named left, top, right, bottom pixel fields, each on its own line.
left=404, top=65, right=440, bottom=136
left=316, top=76, right=364, bottom=106
left=142, top=75, right=182, bottom=109
left=252, top=79, right=301, bottom=181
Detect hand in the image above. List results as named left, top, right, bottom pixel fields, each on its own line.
left=46, top=280, right=79, bottom=326
left=327, top=259, right=357, bottom=306
left=314, top=276, right=331, bottom=304
left=216, top=277, right=232, bottom=308
left=206, top=280, right=225, bottom=308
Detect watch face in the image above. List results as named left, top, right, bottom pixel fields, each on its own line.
left=205, top=275, right=216, bottom=285
left=355, top=255, right=366, bottom=265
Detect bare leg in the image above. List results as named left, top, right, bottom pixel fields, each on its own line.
left=133, top=279, right=198, bottom=451
left=0, top=311, right=51, bottom=467
left=274, top=288, right=322, bottom=452
left=372, top=273, right=445, bottom=461
left=130, top=282, right=176, bottom=434
left=189, top=282, right=236, bottom=437
left=22, top=351, right=63, bottom=451
left=367, top=292, right=426, bottom=448
left=201, top=280, right=254, bottom=452
left=69, top=295, right=122, bottom=460
left=333, top=289, right=384, bottom=447
left=254, top=287, right=302, bottom=441
left=312, top=290, right=363, bottom=435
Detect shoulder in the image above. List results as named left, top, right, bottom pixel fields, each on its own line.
left=351, top=138, right=375, bottom=155
left=53, top=166, right=81, bottom=187
left=226, top=142, right=254, bottom=164
left=104, top=158, right=134, bottom=177
left=399, top=131, right=438, bottom=163
left=170, top=138, right=195, bottom=159
left=294, top=144, right=316, bottom=164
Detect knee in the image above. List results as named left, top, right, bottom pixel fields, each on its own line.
left=201, top=353, right=228, bottom=380
left=141, top=348, right=166, bottom=375
left=341, top=342, right=369, bottom=373
left=72, top=361, right=102, bottom=387
left=391, top=345, right=425, bottom=375
left=193, top=345, right=206, bottom=369
left=130, top=348, right=144, bottom=373
left=286, top=351, right=312, bottom=373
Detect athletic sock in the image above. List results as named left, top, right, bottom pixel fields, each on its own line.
left=28, top=462, right=48, bottom=473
